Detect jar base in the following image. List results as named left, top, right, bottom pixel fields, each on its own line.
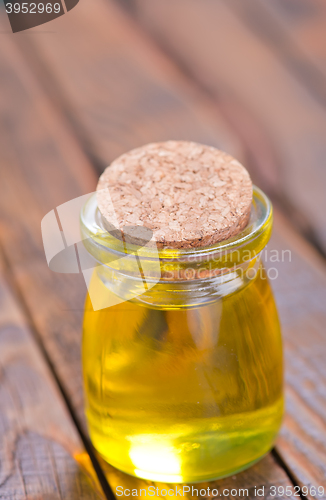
left=89, top=397, right=284, bottom=484
left=99, top=450, right=270, bottom=484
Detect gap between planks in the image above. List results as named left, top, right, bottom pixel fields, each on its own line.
left=0, top=246, right=116, bottom=500
left=0, top=246, right=107, bottom=500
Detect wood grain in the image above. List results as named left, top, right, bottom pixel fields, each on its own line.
left=0, top=0, right=325, bottom=497
left=226, top=0, right=326, bottom=108
left=9, top=0, right=240, bottom=167
left=0, top=32, right=98, bottom=425
left=0, top=257, right=104, bottom=499
left=127, top=0, right=326, bottom=255
left=255, top=0, right=326, bottom=77
left=268, top=211, right=326, bottom=497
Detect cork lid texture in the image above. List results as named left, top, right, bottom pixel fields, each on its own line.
left=97, top=141, right=253, bottom=249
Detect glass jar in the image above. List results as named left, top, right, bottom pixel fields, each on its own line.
left=81, top=186, right=283, bottom=483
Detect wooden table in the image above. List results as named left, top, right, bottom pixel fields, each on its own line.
left=0, top=0, right=325, bottom=498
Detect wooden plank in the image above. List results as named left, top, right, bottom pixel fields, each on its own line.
left=127, top=0, right=326, bottom=255
left=255, top=0, right=326, bottom=76
left=267, top=212, right=326, bottom=496
left=224, top=0, right=326, bottom=108
left=0, top=257, right=104, bottom=499
left=0, top=0, right=326, bottom=496
left=0, top=32, right=98, bottom=425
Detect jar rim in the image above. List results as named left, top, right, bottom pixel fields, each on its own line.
left=80, top=185, right=272, bottom=266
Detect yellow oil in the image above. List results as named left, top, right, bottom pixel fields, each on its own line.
left=82, top=266, right=283, bottom=483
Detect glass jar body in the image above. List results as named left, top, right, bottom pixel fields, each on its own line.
left=82, top=264, right=283, bottom=483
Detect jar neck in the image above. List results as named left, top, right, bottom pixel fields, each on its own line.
left=80, top=186, right=272, bottom=310
left=93, top=253, right=262, bottom=309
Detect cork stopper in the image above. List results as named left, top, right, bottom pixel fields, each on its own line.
left=96, top=141, right=253, bottom=249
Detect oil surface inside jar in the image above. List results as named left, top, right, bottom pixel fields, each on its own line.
left=82, top=265, right=283, bottom=483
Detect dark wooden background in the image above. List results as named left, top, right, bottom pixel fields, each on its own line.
left=0, top=0, right=325, bottom=498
